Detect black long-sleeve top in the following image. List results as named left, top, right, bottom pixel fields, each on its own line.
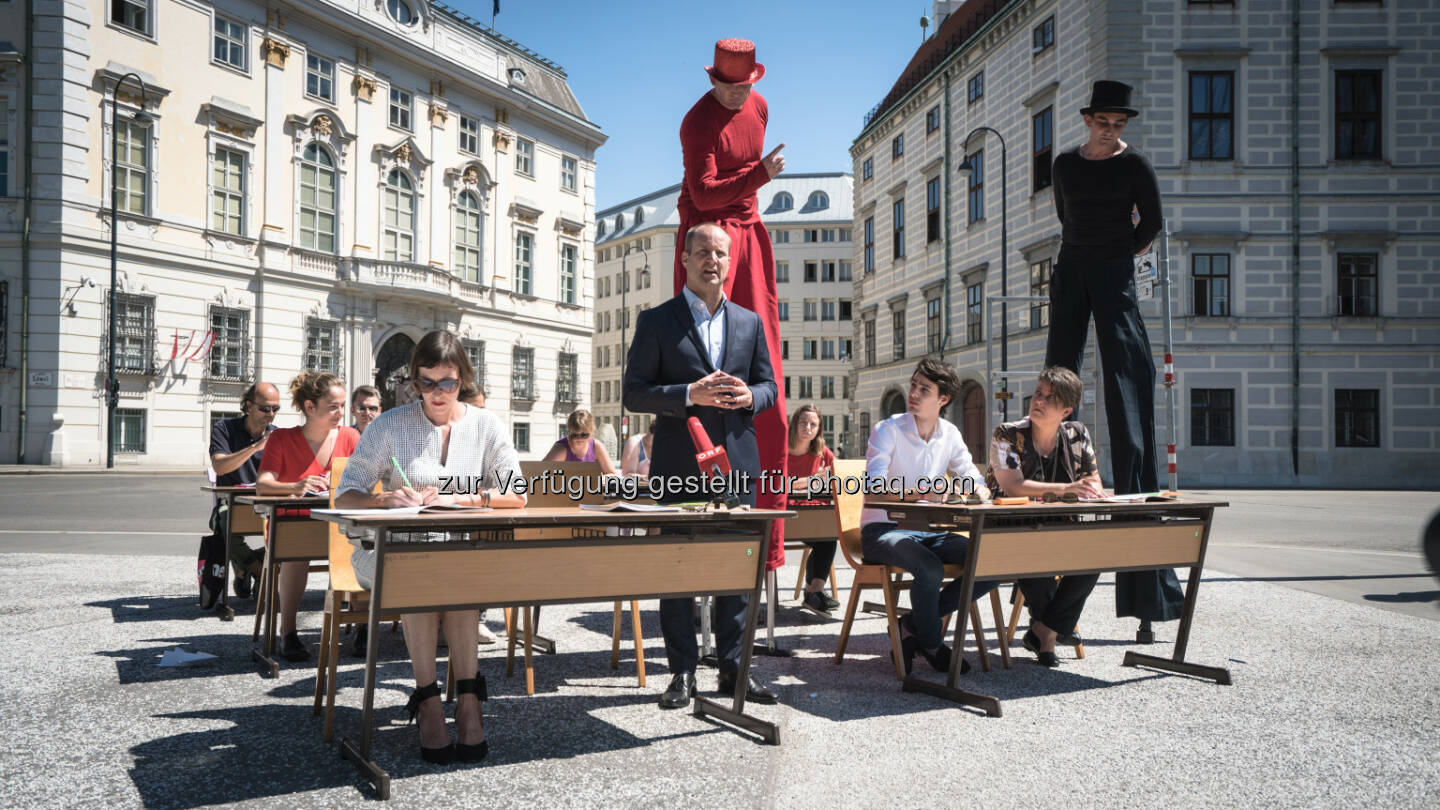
left=1051, top=145, right=1163, bottom=259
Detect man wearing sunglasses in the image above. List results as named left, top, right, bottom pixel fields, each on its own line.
left=984, top=366, right=1104, bottom=667
left=351, top=385, right=382, bottom=434
left=208, top=381, right=280, bottom=598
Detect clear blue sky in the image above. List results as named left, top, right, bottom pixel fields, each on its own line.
left=450, top=0, right=932, bottom=209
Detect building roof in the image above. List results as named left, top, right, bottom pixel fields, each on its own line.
left=595, top=173, right=854, bottom=246
left=431, top=2, right=586, bottom=118
left=857, top=0, right=1017, bottom=138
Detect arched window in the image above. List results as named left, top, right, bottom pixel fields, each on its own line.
left=772, top=191, right=793, bottom=211
left=615, top=213, right=625, bottom=231
left=807, top=191, right=830, bottom=210
left=386, top=0, right=415, bottom=25
left=597, top=220, right=606, bottom=238
left=298, top=143, right=336, bottom=253
left=382, top=169, right=415, bottom=262
left=634, top=206, right=645, bottom=225
left=453, top=190, right=483, bottom=283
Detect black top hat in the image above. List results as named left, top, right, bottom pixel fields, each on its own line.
left=1080, top=80, right=1139, bottom=117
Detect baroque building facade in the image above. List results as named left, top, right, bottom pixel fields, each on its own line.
left=592, top=173, right=858, bottom=458
left=0, top=0, right=605, bottom=465
left=850, top=0, right=1439, bottom=487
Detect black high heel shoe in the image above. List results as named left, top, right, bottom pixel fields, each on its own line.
left=454, top=677, right=489, bottom=763
left=404, top=682, right=455, bottom=765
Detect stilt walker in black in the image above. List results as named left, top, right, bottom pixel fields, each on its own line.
left=1045, top=80, right=1184, bottom=642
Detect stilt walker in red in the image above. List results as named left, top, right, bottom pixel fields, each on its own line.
left=674, top=39, right=789, bottom=570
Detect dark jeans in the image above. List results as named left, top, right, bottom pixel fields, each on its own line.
left=803, top=540, right=837, bottom=584
left=212, top=502, right=264, bottom=573
left=659, top=594, right=748, bottom=675
left=860, top=522, right=997, bottom=650
left=1045, top=251, right=1183, bottom=621
left=1018, top=575, right=1099, bottom=637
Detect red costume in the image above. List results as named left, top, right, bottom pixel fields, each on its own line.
left=674, top=88, right=788, bottom=570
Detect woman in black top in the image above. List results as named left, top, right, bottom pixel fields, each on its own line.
left=1045, top=80, right=1184, bottom=641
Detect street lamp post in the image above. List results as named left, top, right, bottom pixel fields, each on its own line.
left=107, top=74, right=152, bottom=468
left=618, top=243, right=649, bottom=441
left=958, top=127, right=1008, bottom=421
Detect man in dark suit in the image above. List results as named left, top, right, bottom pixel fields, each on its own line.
left=623, top=221, right=779, bottom=709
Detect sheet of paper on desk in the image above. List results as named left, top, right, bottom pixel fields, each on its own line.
left=580, top=502, right=682, bottom=512
left=311, top=504, right=492, bottom=515
left=1082, top=492, right=1176, bottom=503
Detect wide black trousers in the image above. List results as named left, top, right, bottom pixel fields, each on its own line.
left=660, top=595, right=748, bottom=675
left=1044, top=252, right=1184, bottom=621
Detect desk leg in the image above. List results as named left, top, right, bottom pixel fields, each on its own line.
left=340, top=528, right=391, bottom=799
left=250, top=522, right=280, bottom=678
left=215, top=505, right=234, bottom=621
left=1123, top=510, right=1232, bottom=686
left=901, top=517, right=1002, bottom=718
left=694, top=520, right=781, bottom=745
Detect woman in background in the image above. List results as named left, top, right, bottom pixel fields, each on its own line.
left=788, top=404, right=838, bottom=617
left=543, top=408, right=618, bottom=474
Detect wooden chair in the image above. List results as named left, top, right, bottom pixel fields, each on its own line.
left=787, top=501, right=841, bottom=601
left=829, top=459, right=1011, bottom=677
left=312, top=457, right=393, bottom=741
left=1003, top=581, right=1087, bottom=659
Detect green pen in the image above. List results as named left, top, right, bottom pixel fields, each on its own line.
left=391, top=457, right=414, bottom=490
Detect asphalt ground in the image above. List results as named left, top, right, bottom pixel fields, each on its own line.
left=0, top=476, right=1437, bottom=807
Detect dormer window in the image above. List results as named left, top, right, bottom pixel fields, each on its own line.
left=807, top=191, right=830, bottom=210
left=386, top=0, right=416, bottom=25
left=772, top=192, right=792, bottom=211
left=634, top=206, right=645, bottom=226
left=597, top=221, right=606, bottom=238
left=615, top=214, right=625, bottom=231
left=508, top=67, right=527, bottom=86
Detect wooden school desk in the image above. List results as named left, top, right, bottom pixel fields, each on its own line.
left=235, top=494, right=331, bottom=677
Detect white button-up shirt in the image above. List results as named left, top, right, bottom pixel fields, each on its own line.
left=682, top=285, right=727, bottom=407
left=861, top=412, right=984, bottom=527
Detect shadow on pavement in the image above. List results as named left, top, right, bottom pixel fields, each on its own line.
left=86, top=594, right=255, bottom=624
left=1364, top=590, right=1439, bottom=604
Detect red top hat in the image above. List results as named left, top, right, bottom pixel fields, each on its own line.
left=706, top=38, right=765, bottom=85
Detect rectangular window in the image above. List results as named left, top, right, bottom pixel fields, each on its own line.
left=1190, top=388, right=1235, bottom=447
left=459, top=115, right=479, bottom=155
left=453, top=194, right=483, bottom=283
left=862, top=157, right=873, bottom=181
left=822, top=228, right=836, bottom=243
left=1032, top=15, right=1054, bottom=53
left=299, top=147, right=337, bottom=253
left=0, top=97, right=9, bottom=196
left=926, top=105, right=941, bottom=134
left=804, top=228, right=819, bottom=243
left=804, top=262, right=818, bottom=283
left=821, top=377, right=835, bottom=399
left=213, top=15, right=247, bottom=70
left=778, top=300, right=789, bottom=321
left=804, top=339, right=817, bottom=360
left=1032, top=107, right=1053, bottom=191
left=784, top=377, right=791, bottom=399
left=863, top=217, right=875, bottom=272
left=304, top=318, right=339, bottom=374
left=557, top=352, right=578, bottom=402
left=821, top=339, right=835, bottom=360
left=1029, top=259, right=1051, bottom=329
left=116, top=408, right=146, bottom=453
left=1337, top=253, right=1377, bottom=316
left=926, top=177, right=941, bottom=243
left=112, top=0, right=149, bottom=35
left=560, top=155, right=578, bottom=192
left=822, top=300, right=836, bottom=321
left=208, top=306, right=249, bottom=381
left=1336, top=70, right=1382, bottom=160
left=967, top=71, right=984, bottom=104
left=113, top=292, right=154, bottom=373
left=115, top=119, right=149, bottom=215
left=389, top=87, right=412, bottom=131
left=514, top=232, right=533, bottom=295
left=891, top=309, right=906, bottom=361
left=966, top=150, right=983, bottom=224
left=1189, top=72, right=1234, bottom=160
left=839, top=261, right=853, bottom=282
left=892, top=198, right=905, bottom=259
left=839, top=299, right=852, bottom=320
left=773, top=229, right=789, bottom=244
left=864, top=318, right=876, bottom=366
left=512, top=423, right=530, bottom=453
left=799, top=377, right=814, bottom=399
left=966, top=282, right=982, bottom=344
left=891, top=133, right=904, bottom=159
left=803, top=300, right=817, bottom=321
left=781, top=340, right=789, bottom=361
left=211, top=147, right=245, bottom=235
left=839, top=338, right=852, bottom=360
left=512, top=347, right=535, bottom=400
left=1192, top=253, right=1230, bottom=316
left=926, top=296, right=941, bottom=353
left=463, top=339, right=486, bottom=388
left=306, top=53, right=335, bottom=103
left=1335, top=389, right=1380, bottom=447
left=775, top=261, right=789, bottom=283
left=516, top=138, right=534, bottom=175
left=559, top=243, right=578, bottom=304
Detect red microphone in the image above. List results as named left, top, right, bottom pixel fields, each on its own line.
left=687, top=416, right=732, bottom=478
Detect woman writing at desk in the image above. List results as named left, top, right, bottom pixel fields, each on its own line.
left=256, top=372, right=359, bottom=662
left=984, top=366, right=1104, bottom=668
left=543, top=408, right=618, bottom=474
left=336, top=330, right=525, bottom=765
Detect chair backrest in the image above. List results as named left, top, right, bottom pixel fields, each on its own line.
left=517, top=460, right=609, bottom=507
left=327, top=456, right=369, bottom=593
left=831, top=459, right=869, bottom=569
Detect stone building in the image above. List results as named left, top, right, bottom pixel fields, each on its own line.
left=592, top=173, right=858, bottom=457
left=850, top=0, right=1439, bottom=487
left=0, top=0, right=605, bottom=465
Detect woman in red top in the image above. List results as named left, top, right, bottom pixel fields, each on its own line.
left=787, top=404, right=838, bottom=616
left=257, top=371, right=359, bottom=661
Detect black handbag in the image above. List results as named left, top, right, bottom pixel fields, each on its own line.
left=197, top=502, right=227, bottom=610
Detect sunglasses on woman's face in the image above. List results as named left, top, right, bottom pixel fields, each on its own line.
left=415, top=377, right=460, bottom=393
left=1042, top=491, right=1079, bottom=504
left=569, top=432, right=590, bottom=440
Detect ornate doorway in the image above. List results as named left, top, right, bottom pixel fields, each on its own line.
left=374, top=333, right=415, bottom=410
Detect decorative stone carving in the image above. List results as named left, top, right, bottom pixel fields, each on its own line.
left=353, top=75, right=378, bottom=101
left=493, top=131, right=512, bottom=151
left=429, top=104, right=449, bottom=126
left=261, top=38, right=291, bottom=68
left=313, top=115, right=333, bottom=137
left=395, top=143, right=412, bottom=164
left=462, top=166, right=480, bottom=185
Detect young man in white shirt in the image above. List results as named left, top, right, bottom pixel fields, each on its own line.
left=863, top=358, right=995, bottom=676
